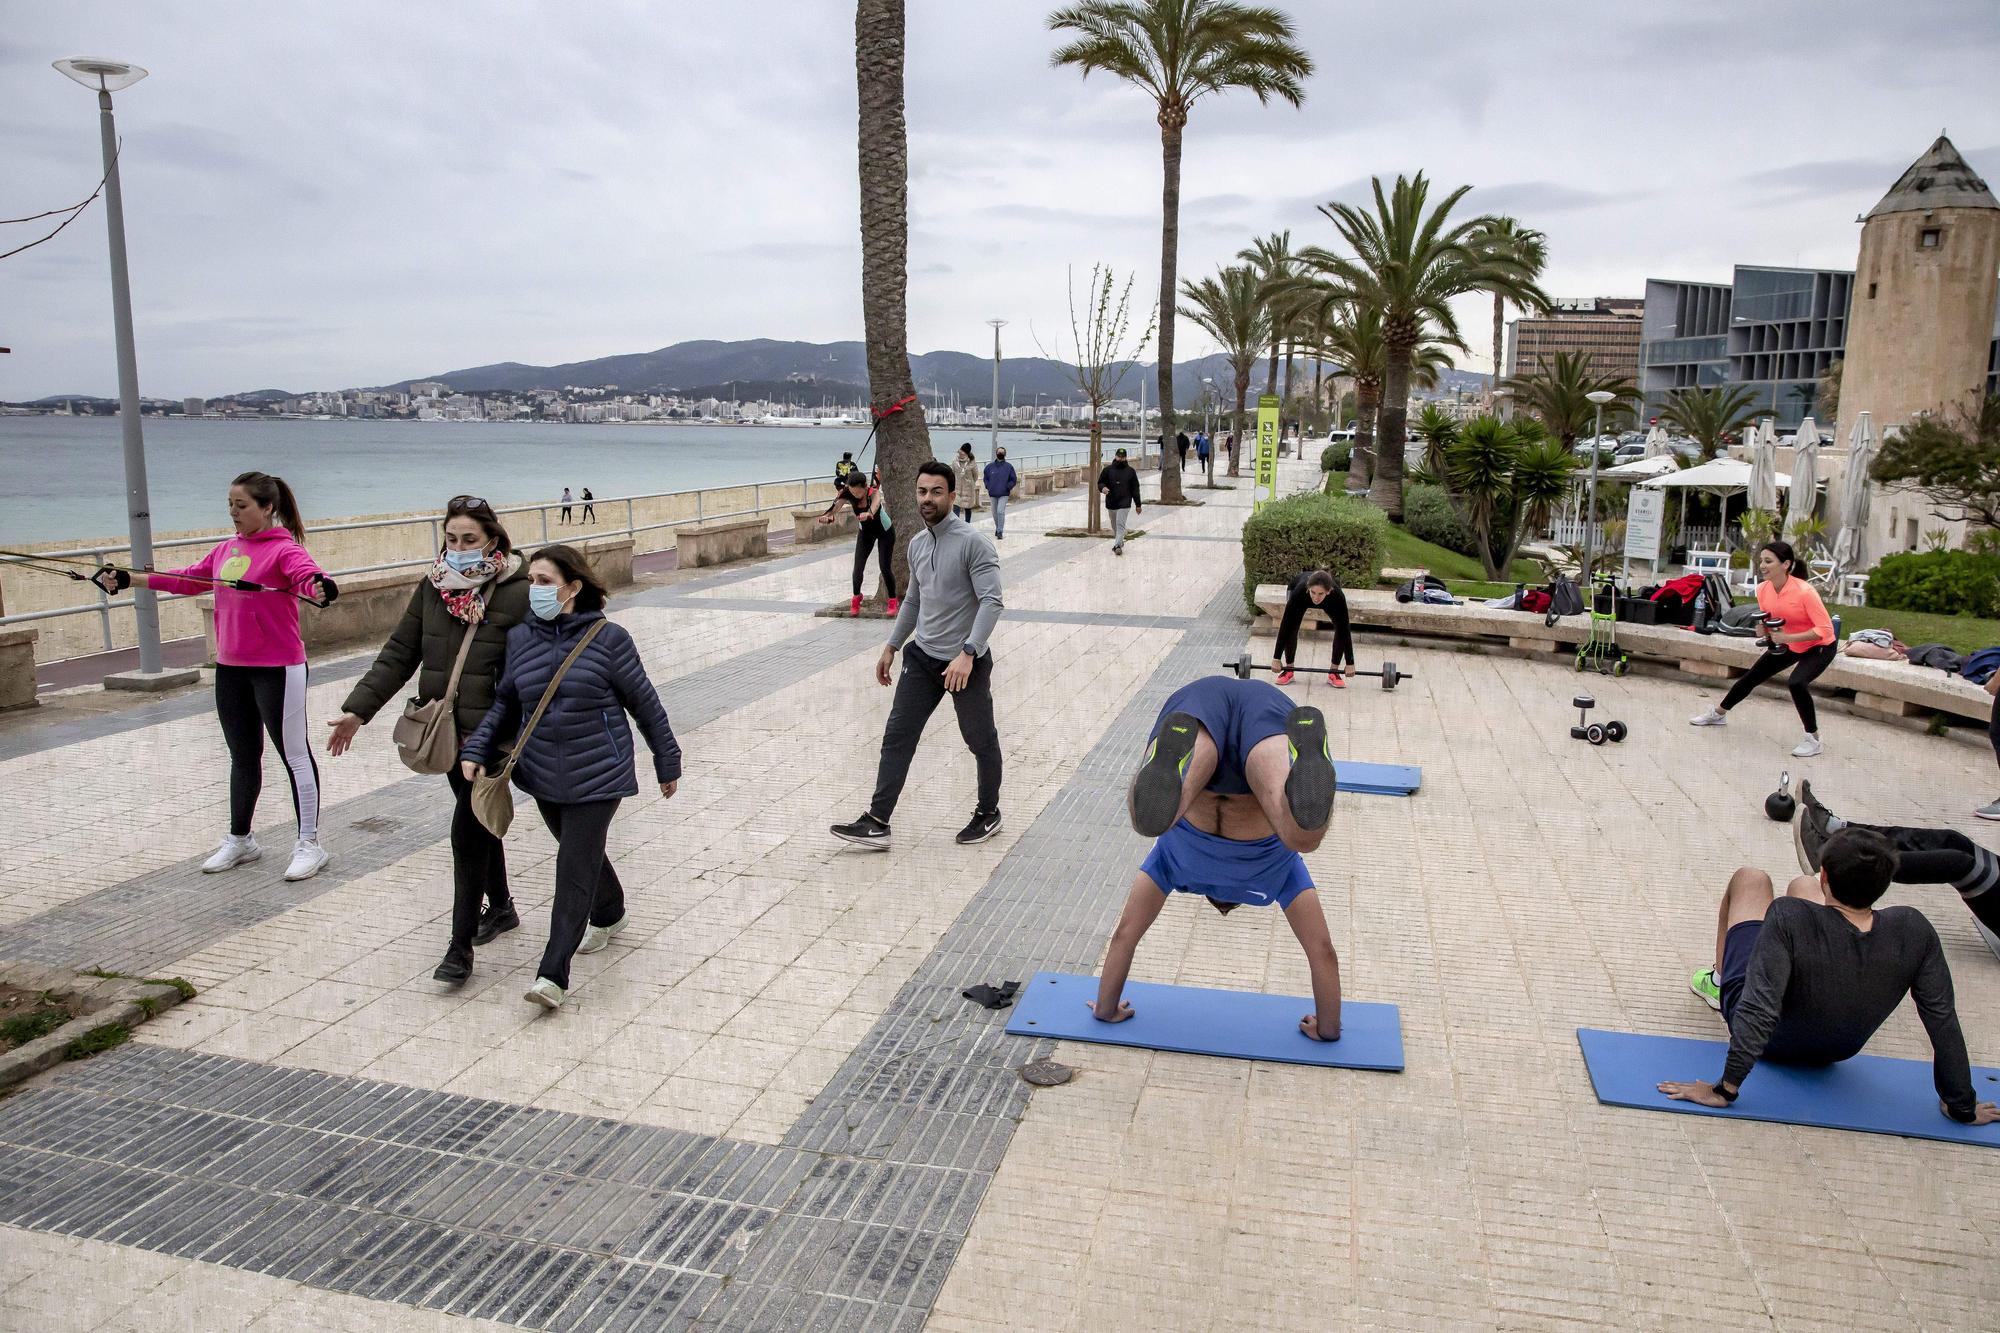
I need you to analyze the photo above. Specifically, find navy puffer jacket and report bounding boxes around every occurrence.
[460,610,681,803]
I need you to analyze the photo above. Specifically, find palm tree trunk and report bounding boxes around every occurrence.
[1490,294,1504,406]
[1370,342,1413,521]
[855,0,929,600]
[1265,340,1278,396]
[1154,118,1184,503]
[1346,381,1378,492]
[1231,370,1249,477]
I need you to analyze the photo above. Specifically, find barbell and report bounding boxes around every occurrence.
[1223,652,1409,691]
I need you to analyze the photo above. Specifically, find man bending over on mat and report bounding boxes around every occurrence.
[1660,828,1995,1125]
[1090,675,1344,1041]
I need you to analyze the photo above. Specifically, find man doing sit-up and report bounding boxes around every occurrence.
[1090,675,1344,1041]
[1784,779,2000,937]
[1661,827,1996,1125]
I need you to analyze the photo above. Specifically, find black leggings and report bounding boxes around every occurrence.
[854,523,896,598]
[1720,641,1837,733]
[533,797,626,990]
[214,663,320,843]
[1847,821,2000,935]
[1990,692,1999,770]
[445,766,511,950]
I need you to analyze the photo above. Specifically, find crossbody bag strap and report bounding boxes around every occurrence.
[437,615,481,707]
[496,620,607,776]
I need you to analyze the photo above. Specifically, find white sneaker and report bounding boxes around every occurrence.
[201,834,261,874]
[1688,709,1728,727]
[577,914,628,955]
[1976,799,2000,821]
[524,978,565,1010]
[283,840,331,882]
[1790,735,1823,759]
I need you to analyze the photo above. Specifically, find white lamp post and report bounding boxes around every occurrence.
[1584,389,1618,584]
[54,56,187,687]
[985,319,1005,460]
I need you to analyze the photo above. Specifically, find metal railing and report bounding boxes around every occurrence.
[1,451,1096,655]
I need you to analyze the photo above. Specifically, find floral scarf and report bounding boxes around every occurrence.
[429,550,517,623]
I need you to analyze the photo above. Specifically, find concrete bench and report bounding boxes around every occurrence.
[1019,473,1053,497]
[676,517,769,569]
[196,537,636,665]
[1251,583,1995,726]
[0,624,39,712]
[794,508,856,544]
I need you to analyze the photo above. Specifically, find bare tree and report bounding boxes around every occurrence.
[1038,265,1157,533]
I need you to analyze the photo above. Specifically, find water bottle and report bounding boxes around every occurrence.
[1831,614,1842,642]
[1694,591,1708,629]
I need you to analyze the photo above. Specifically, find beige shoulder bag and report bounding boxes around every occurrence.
[471,620,606,837]
[392,621,480,775]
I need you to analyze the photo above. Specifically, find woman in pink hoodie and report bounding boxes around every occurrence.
[95,471,337,881]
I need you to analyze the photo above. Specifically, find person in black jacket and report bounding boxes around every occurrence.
[460,545,682,1011]
[1271,570,1355,687]
[1097,448,1144,554]
[329,496,532,986]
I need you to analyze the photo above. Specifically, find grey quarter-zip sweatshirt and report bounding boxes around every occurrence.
[887,510,1003,660]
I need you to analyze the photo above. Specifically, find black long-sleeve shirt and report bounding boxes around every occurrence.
[1097,462,1143,511]
[1273,574,1354,668]
[1722,897,1975,1119]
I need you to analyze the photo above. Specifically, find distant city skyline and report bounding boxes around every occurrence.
[5,2,1997,399]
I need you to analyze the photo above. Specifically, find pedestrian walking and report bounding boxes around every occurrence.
[460,545,682,1011]
[983,446,1018,540]
[831,461,1004,851]
[953,444,983,523]
[93,471,337,882]
[1195,431,1212,483]
[558,487,574,525]
[1176,431,1190,469]
[1098,447,1144,555]
[579,487,596,524]
[328,495,531,985]
[1225,432,1238,476]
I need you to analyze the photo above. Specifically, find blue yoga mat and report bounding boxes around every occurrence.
[1006,971,1403,1071]
[1577,1028,2000,1147]
[1335,761,1420,797]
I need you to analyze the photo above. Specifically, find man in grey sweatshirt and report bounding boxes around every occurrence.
[833,460,1004,850]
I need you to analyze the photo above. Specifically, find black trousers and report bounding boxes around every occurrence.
[533,797,626,989]
[581,503,595,523]
[869,645,1001,822]
[1990,692,1999,769]
[214,663,320,842]
[853,523,896,598]
[559,505,573,523]
[1720,641,1837,732]
[1847,821,2000,935]
[445,766,512,951]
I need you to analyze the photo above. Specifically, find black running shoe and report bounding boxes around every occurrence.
[432,945,473,987]
[1794,779,1831,875]
[1283,705,1337,831]
[832,813,892,850]
[472,903,520,946]
[1131,711,1201,837]
[956,809,1003,845]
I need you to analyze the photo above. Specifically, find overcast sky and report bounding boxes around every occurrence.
[6,0,1998,399]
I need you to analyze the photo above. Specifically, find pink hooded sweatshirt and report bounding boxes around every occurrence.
[152,526,326,667]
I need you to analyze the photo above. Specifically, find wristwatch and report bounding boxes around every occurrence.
[962,643,978,659]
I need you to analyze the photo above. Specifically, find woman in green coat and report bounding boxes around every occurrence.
[326,495,532,985]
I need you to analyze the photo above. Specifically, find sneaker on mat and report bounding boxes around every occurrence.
[202,834,261,874]
[524,978,565,1010]
[283,840,330,882]
[1131,711,1201,837]
[1689,709,1728,727]
[1689,966,1721,1012]
[578,914,628,955]
[1282,705,1337,832]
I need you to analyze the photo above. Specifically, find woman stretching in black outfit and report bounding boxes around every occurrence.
[1271,569,1355,687]
[820,472,898,618]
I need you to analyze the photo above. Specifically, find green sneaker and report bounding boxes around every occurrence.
[1131,711,1201,837]
[1282,705,1336,831]
[1689,966,1721,1012]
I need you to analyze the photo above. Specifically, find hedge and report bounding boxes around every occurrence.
[1866,549,2000,618]
[1319,441,1352,474]
[1399,482,1477,557]
[1241,491,1386,611]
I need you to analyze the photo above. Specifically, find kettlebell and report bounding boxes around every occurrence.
[1764,771,1796,823]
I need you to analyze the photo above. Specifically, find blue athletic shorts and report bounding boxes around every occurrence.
[1152,676,1293,795]
[1140,818,1313,909]
[1718,919,1762,1029]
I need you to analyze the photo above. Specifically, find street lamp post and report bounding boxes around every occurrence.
[55,56,186,687]
[1584,389,1618,585]
[985,319,1005,460]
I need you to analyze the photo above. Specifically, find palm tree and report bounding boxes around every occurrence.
[1408,403,1460,483]
[1502,350,1639,451]
[1049,1,1311,501]
[1658,384,1760,460]
[855,0,931,599]
[1303,172,1551,521]
[1178,265,1272,478]
[1316,304,1456,493]
[1471,217,1548,397]
[1440,416,1576,578]
[1238,229,1297,397]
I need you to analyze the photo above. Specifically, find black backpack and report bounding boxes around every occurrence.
[1395,573,1448,603]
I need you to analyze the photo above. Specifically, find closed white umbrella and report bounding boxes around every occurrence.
[1747,417,1779,513]
[1784,414,1822,538]
[1830,411,1874,576]
[1642,424,1669,457]
[1600,455,1680,481]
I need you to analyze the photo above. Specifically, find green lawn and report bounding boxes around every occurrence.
[1831,604,2000,655]
[1374,526,1541,590]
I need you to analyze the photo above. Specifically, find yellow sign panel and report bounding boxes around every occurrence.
[1253,394,1280,511]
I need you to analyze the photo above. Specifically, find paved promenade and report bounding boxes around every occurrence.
[2,460,1997,1330]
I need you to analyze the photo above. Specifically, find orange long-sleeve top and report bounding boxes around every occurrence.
[1755,573,1835,653]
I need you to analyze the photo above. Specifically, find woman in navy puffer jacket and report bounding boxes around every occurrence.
[461,545,680,1011]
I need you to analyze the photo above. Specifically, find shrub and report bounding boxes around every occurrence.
[1319,441,1351,475]
[1865,549,2000,618]
[1399,482,1477,557]
[1241,491,1386,611]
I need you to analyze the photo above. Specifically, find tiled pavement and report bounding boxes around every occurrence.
[3,460,1999,1329]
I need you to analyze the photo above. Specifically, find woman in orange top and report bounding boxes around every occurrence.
[1690,540,1837,757]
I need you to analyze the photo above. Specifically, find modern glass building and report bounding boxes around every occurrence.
[1639,266,1852,430]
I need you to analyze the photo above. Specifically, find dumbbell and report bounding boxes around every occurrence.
[1568,694,1628,745]
[1223,652,1409,691]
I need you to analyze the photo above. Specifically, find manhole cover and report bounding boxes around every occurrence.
[349,816,400,834]
[1019,1060,1073,1088]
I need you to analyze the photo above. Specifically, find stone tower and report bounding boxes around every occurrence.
[1836,135,1999,557]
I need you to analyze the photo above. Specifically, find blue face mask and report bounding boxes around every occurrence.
[528,585,564,620]
[443,548,488,573]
